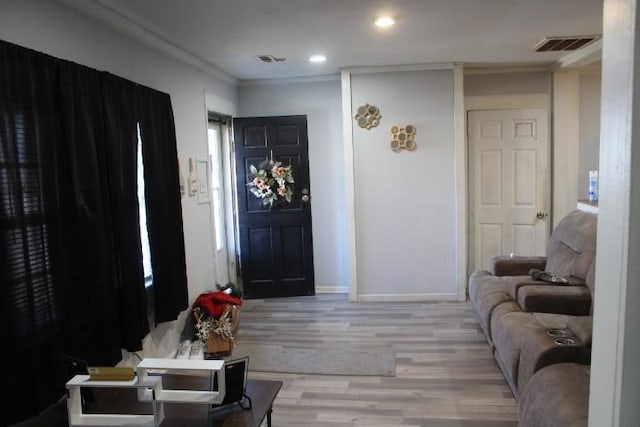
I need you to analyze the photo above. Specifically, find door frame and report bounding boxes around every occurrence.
[232,115,315,298]
[464,93,552,282]
[467,107,551,273]
[206,111,240,286]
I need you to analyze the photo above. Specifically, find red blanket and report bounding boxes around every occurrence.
[193,291,242,319]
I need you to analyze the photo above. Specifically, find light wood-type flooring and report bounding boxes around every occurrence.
[235,294,518,427]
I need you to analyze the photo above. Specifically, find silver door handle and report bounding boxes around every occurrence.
[536,211,548,219]
[301,188,310,203]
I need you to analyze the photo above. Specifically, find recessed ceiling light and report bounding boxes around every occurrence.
[374,16,395,28]
[309,55,327,63]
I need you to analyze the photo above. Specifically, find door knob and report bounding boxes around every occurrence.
[301,188,310,203]
[536,211,548,219]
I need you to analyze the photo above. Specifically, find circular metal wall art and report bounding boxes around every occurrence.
[354,103,382,130]
[390,124,417,151]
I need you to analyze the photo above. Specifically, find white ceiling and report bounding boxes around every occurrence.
[68,0,603,81]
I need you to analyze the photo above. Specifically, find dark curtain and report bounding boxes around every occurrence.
[54,60,127,366]
[0,40,68,427]
[137,86,188,324]
[0,40,188,424]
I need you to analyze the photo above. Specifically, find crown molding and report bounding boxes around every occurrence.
[343,62,456,75]
[463,65,553,75]
[57,0,237,84]
[238,73,341,87]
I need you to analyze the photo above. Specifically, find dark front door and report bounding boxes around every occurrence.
[233,115,314,299]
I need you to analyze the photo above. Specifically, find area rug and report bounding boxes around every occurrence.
[227,343,396,377]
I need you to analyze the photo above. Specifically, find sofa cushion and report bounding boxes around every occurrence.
[531,312,572,329]
[468,270,507,301]
[502,275,543,300]
[472,291,513,345]
[545,210,597,281]
[491,311,546,395]
[468,270,513,344]
[518,363,589,427]
[490,255,547,276]
[517,285,592,315]
[490,301,523,331]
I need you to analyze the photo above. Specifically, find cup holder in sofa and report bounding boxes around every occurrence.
[554,337,577,346]
[549,329,578,345]
[547,328,572,338]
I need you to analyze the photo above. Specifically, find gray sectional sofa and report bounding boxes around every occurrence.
[468,209,597,426]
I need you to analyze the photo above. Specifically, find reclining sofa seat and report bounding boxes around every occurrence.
[468,209,598,349]
[491,306,593,397]
[469,210,597,425]
[468,210,597,401]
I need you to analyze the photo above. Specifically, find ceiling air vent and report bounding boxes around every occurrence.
[256,55,286,63]
[532,36,599,52]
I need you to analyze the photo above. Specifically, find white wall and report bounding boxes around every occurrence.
[553,71,581,225]
[464,71,551,96]
[589,0,640,424]
[578,73,602,199]
[553,70,602,226]
[237,78,347,293]
[349,69,457,300]
[0,0,237,359]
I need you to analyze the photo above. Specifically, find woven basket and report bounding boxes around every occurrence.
[193,307,236,356]
[230,305,241,334]
[206,334,233,356]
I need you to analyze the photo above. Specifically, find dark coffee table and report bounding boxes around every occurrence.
[86,378,282,427]
[160,379,283,426]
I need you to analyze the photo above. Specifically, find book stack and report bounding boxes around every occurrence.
[87,366,136,381]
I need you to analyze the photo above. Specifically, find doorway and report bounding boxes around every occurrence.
[468,108,550,272]
[232,115,315,298]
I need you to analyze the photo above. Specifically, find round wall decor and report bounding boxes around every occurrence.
[390,124,417,151]
[354,103,382,130]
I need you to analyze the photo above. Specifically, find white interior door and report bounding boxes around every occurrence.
[468,109,550,272]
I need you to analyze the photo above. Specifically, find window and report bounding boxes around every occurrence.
[137,124,153,287]
[1,112,58,335]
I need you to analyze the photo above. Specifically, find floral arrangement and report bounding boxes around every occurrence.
[193,305,234,343]
[247,159,294,207]
[192,291,243,355]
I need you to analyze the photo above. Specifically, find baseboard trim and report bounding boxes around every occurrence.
[315,286,348,294]
[357,293,459,302]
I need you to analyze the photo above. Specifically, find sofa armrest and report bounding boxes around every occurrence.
[518,329,591,393]
[517,285,592,316]
[490,256,547,276]
[567,316,593,348]
[518,363,590,427]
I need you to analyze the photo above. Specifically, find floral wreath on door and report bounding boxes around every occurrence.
[247,158,294,207]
